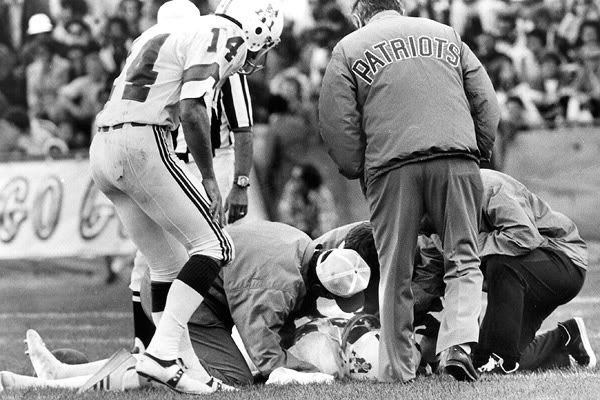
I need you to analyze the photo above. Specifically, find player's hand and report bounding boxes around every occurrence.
[224,186,248,224]
[202,178,225,227]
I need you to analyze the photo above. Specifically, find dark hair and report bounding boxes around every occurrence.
[506,95,525,109]
[541,51,562,66]
[60,0,89,16]
[2,107,30,132]
[352,0,403,22]
[526,29,547,47]
[299,164,323,191]
[578,20,600,46]
[343,222,380,314]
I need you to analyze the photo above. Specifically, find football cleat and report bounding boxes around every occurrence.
[559,317,597,369]
[135,353,215,395]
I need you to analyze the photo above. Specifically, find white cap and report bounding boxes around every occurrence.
[27,13,53,36]
[316,249,370,312]
[157,0,201,24]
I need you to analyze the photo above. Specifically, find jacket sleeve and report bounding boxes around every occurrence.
[227,287,318,377]
[460,41,500,163]
[318,44,365,179]
[479,191,546,259]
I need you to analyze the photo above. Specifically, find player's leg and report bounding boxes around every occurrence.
[188,323,253,387]
[26,330,107,380]
[365,164,423,383]
[518,326,571,371]
[423,158,483,381]
[0,371,91,391]
[130,252,155,348]
[122,126,233,392]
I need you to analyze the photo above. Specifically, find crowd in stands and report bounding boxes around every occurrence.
[0,0,599,233]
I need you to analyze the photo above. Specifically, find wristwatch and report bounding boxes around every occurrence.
[234,175,250,188]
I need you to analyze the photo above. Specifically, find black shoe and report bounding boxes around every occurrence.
[558,317,597,368]
[443,345,479,382]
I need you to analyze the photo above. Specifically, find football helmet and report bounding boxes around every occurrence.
[157,0,201,24]
[341,314,380,381]
[215,0,284,74]
[291,317,348,378]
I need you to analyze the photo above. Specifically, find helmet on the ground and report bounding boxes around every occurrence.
[157,0,201,24]
[215,0,284,74]
[341,314,380,380]
[291,317,348,378]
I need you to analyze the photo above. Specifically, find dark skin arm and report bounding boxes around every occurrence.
[225,128,253,224]
[180,97,224,226]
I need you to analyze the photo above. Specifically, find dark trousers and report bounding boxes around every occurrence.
[366,157,483,382]
[475,248,585,367]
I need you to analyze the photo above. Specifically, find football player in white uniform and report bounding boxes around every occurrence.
[128,0,255,355]
[90,0,283,393]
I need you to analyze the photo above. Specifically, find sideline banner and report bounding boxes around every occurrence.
[0,157,135,259]
[503,126,600,241]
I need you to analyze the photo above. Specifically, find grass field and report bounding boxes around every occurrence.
[0,257,599,400]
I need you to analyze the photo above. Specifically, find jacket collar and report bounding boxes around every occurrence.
[368,10,402,24]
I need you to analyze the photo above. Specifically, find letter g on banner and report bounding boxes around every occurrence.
[0,177,29,243]
[79,180,116,240]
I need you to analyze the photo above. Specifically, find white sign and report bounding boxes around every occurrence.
[0,157,135,259]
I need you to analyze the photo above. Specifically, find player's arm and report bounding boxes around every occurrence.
[228,287,319,376]
[222,74,254,223]
[319,44,365,180]
[460,39,500,163]
[179,30,233,226]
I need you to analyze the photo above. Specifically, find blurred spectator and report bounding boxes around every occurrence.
[26,36,70,121]
[259,92,320,218]
[55,52,108,149]
[0,43,27,109]
[475,32,512,87]
[0,0,52,50]
[98,16,131,77]
[0,107,68,158]
[120,0,143,37]
[61,18,94,47]
[558,0,600,49]
[52,0,95,46]
[277,163,338,239]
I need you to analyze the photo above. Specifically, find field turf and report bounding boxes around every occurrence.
[0,254,599,400]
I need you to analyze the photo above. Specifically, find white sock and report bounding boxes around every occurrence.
[179,327,202,370]
[1,371,91,390]
[146,280,204,361]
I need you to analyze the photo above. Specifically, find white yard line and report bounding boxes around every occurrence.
[0,311,130,319]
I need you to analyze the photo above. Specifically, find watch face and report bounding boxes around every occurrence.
[236,176,250,187]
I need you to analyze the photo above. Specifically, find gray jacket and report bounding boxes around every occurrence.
[319,11,499,181]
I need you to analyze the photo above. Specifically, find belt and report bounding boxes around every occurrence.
[97,122,150,132]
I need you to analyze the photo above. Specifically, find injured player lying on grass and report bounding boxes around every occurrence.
[0,221,375,393]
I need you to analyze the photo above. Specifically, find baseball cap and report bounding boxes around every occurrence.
[27,13,53,36]
[316,249,371,313]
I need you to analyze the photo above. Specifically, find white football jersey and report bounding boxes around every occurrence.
[96,15,247,131]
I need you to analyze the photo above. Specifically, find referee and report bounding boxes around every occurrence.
[319,0,499,383]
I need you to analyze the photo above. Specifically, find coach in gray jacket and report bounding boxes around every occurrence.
[319,0,499,383]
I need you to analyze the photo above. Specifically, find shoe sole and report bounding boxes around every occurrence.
[574,317,597,369]
[444,362,478,382]
[136,370,215,395]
